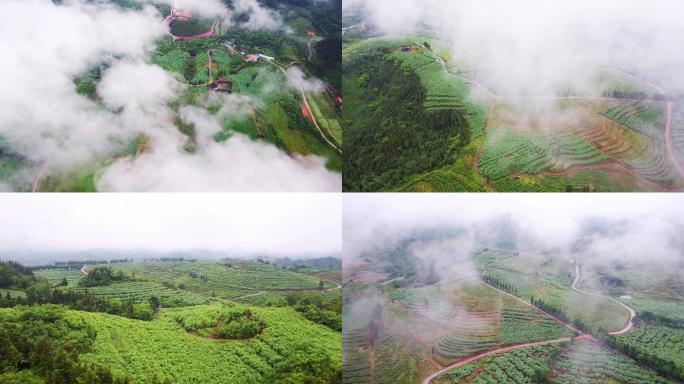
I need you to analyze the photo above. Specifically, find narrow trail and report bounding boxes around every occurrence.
[31,162,48,192]
[80,266,87,275]
[570,262,636,335]
[324,279,342,292]
[266,60,342,154]
[207,49,213,84]
[233,291,266,300]
[664,101,684,181]
[421,335,590,384]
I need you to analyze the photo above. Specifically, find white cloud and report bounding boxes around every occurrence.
[97,134,341,192]
[354,0,684,95]
[0,0,339,191]
[229,0,282,30]
[286,67,325,94]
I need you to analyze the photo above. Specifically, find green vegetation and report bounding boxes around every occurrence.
[440,341,677,384]
[72,281,208,307]
[610,322,684,380]
[170,18,214,37]
[0,258,342,383]
[475,250,629,332]
[342,31,683,192]
[79,266,127,287]
[343,39,485,191]
[6,0,343,191]
[0,305,128,384]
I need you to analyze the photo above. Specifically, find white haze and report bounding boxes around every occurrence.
[353,0,684,96]
[287,67,325,94]
[344,194,684,280]
[0,193,341,256]
[0,0,339,191]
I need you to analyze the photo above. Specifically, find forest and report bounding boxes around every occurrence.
[343,46,471,191]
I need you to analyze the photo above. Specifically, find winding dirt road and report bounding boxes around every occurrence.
[80,266,88,275]
[266,60,342,154]
[420,278,587,384]
[570,262,636,335]
[31,162,48,192]
[421,335,590,384]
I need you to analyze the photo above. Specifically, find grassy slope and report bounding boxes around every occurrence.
[474,250,630,333]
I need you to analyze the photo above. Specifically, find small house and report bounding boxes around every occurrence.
[257,54,275,62]
[209,77,232,93]
[215,77,233,93]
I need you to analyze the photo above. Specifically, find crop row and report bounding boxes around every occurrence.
[613,323,684,371]
[442,341,676,384]
[71,281,208,306]
[552,341,675,384]
[67,303,341,384]
[600,100,665,140]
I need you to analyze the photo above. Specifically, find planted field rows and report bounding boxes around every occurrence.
[613,323,684,373]
[55,303,341,384]
[475,250,630,333]
[72,281,208,306]
[108,261,323,300]
[381,281,574,370]
[342,298,375,384]
[439,341,677,384]
[672,102,684,161]
[34,268,85,287]
[477,99,680,190]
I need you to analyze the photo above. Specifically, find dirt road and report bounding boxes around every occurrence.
[31,162,48,192]
[266,60,342,154]
[421,335,590,384]
[570,263,636,335]
[80,266,88,275]
[420,278,588,384]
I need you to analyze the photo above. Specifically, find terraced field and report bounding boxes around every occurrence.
[474,250,630,332]
[620,298,684,322]
[111,261,325,299]
[613,323,684,375]
[0,288,26,298]
[437,341,677,384]
[34,268,86,287]
[343,279,575,384]
[672,101,684,160]
[72,281,208,306]
[342,298,376,384]
[477,99,683,191]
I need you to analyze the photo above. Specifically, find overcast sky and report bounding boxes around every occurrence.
[0,194,341,256]
[344,193,684,266]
